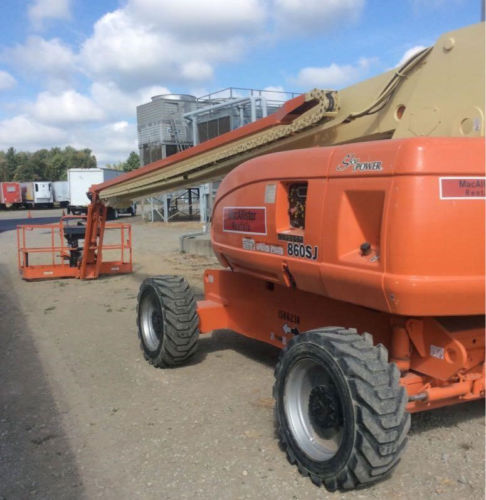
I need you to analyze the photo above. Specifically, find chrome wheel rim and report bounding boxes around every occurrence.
[140,291,163,351]
[284,357,343,461]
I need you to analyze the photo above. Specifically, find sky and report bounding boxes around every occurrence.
[0,0,481,165]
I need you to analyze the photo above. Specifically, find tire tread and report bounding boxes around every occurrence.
[136,275,199,367]
[273,327,410,492]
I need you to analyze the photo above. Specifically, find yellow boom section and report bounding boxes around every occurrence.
[96,23,484,206]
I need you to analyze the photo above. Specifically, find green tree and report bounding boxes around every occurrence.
[123,151,140,172]
[0,146,97,181]
[46,148,67,180]
[5,147,18,181]
[29,149,50,180]
[62,146,96,171]
[13,153,36,181]
[0,151,7,181]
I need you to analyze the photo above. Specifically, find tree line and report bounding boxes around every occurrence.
[0,147,140,182]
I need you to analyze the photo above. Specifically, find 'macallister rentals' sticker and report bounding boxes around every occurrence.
[242,237,283,255]
[440,177,486,199]
[223,207,267,234]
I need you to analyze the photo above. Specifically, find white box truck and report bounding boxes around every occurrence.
[67,168,135,218]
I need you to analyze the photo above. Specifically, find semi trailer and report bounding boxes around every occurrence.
[52,181,69,207]
[0,182,22,208]
[21,181,53,207]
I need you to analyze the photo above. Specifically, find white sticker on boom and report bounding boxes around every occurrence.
[265,183,277,204]
[430,344,445,360]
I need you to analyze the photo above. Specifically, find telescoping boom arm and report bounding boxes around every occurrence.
[91,23,484,206]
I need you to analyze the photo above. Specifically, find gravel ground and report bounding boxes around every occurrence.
[0,209,484,500]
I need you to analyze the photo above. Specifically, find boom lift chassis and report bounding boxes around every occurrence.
[196,269,485,414]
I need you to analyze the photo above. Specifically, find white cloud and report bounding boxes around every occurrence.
[79,11,183,89]
[0,113,137,165]
[0,0,378,165]
[0,115,67,149]
[112,121,129,132]
[180,61,213,82]
[294,57,375,89]
[28,0,72,30]
[31,90,105,125]
[4,36,75,88]
[70,121,138,165]
[0,82,171,163]
[127,0,266,39]
[273,0,365,35]
[4,0,368,99]
[396,45,426,67]
[78,2,263,90]
[261,85,297,101]
[0,70,16,91]
[90,81,171,119]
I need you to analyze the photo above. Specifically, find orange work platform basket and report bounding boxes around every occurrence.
[17,213,132,280]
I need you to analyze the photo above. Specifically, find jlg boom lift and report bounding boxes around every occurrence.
[19,23,485,491]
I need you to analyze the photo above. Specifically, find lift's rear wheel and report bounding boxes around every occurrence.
[137,275,199,367]
[273,328,410,491]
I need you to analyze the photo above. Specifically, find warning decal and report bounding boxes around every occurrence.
[223,207,267,234]
[440,177,486,199]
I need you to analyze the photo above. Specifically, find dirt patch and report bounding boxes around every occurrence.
[0,212,484,499]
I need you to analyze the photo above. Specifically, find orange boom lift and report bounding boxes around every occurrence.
[20,23,485,491]
[135,137,484,491]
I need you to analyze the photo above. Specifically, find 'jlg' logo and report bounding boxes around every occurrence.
[336,154,383,172]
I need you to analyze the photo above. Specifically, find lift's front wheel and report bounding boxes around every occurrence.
[137,275,199,367]
[273,328,410,491]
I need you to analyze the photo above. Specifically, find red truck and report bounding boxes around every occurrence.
[0,182,22,208]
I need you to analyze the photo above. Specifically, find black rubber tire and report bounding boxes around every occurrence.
[136,275,199,367]
[273,327,410,491]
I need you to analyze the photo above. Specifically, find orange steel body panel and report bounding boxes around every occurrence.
[197,269,485,413]
[197,137,485,413]
[210,137,485,317]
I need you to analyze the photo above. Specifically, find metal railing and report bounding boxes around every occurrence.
[17,216,132,280]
